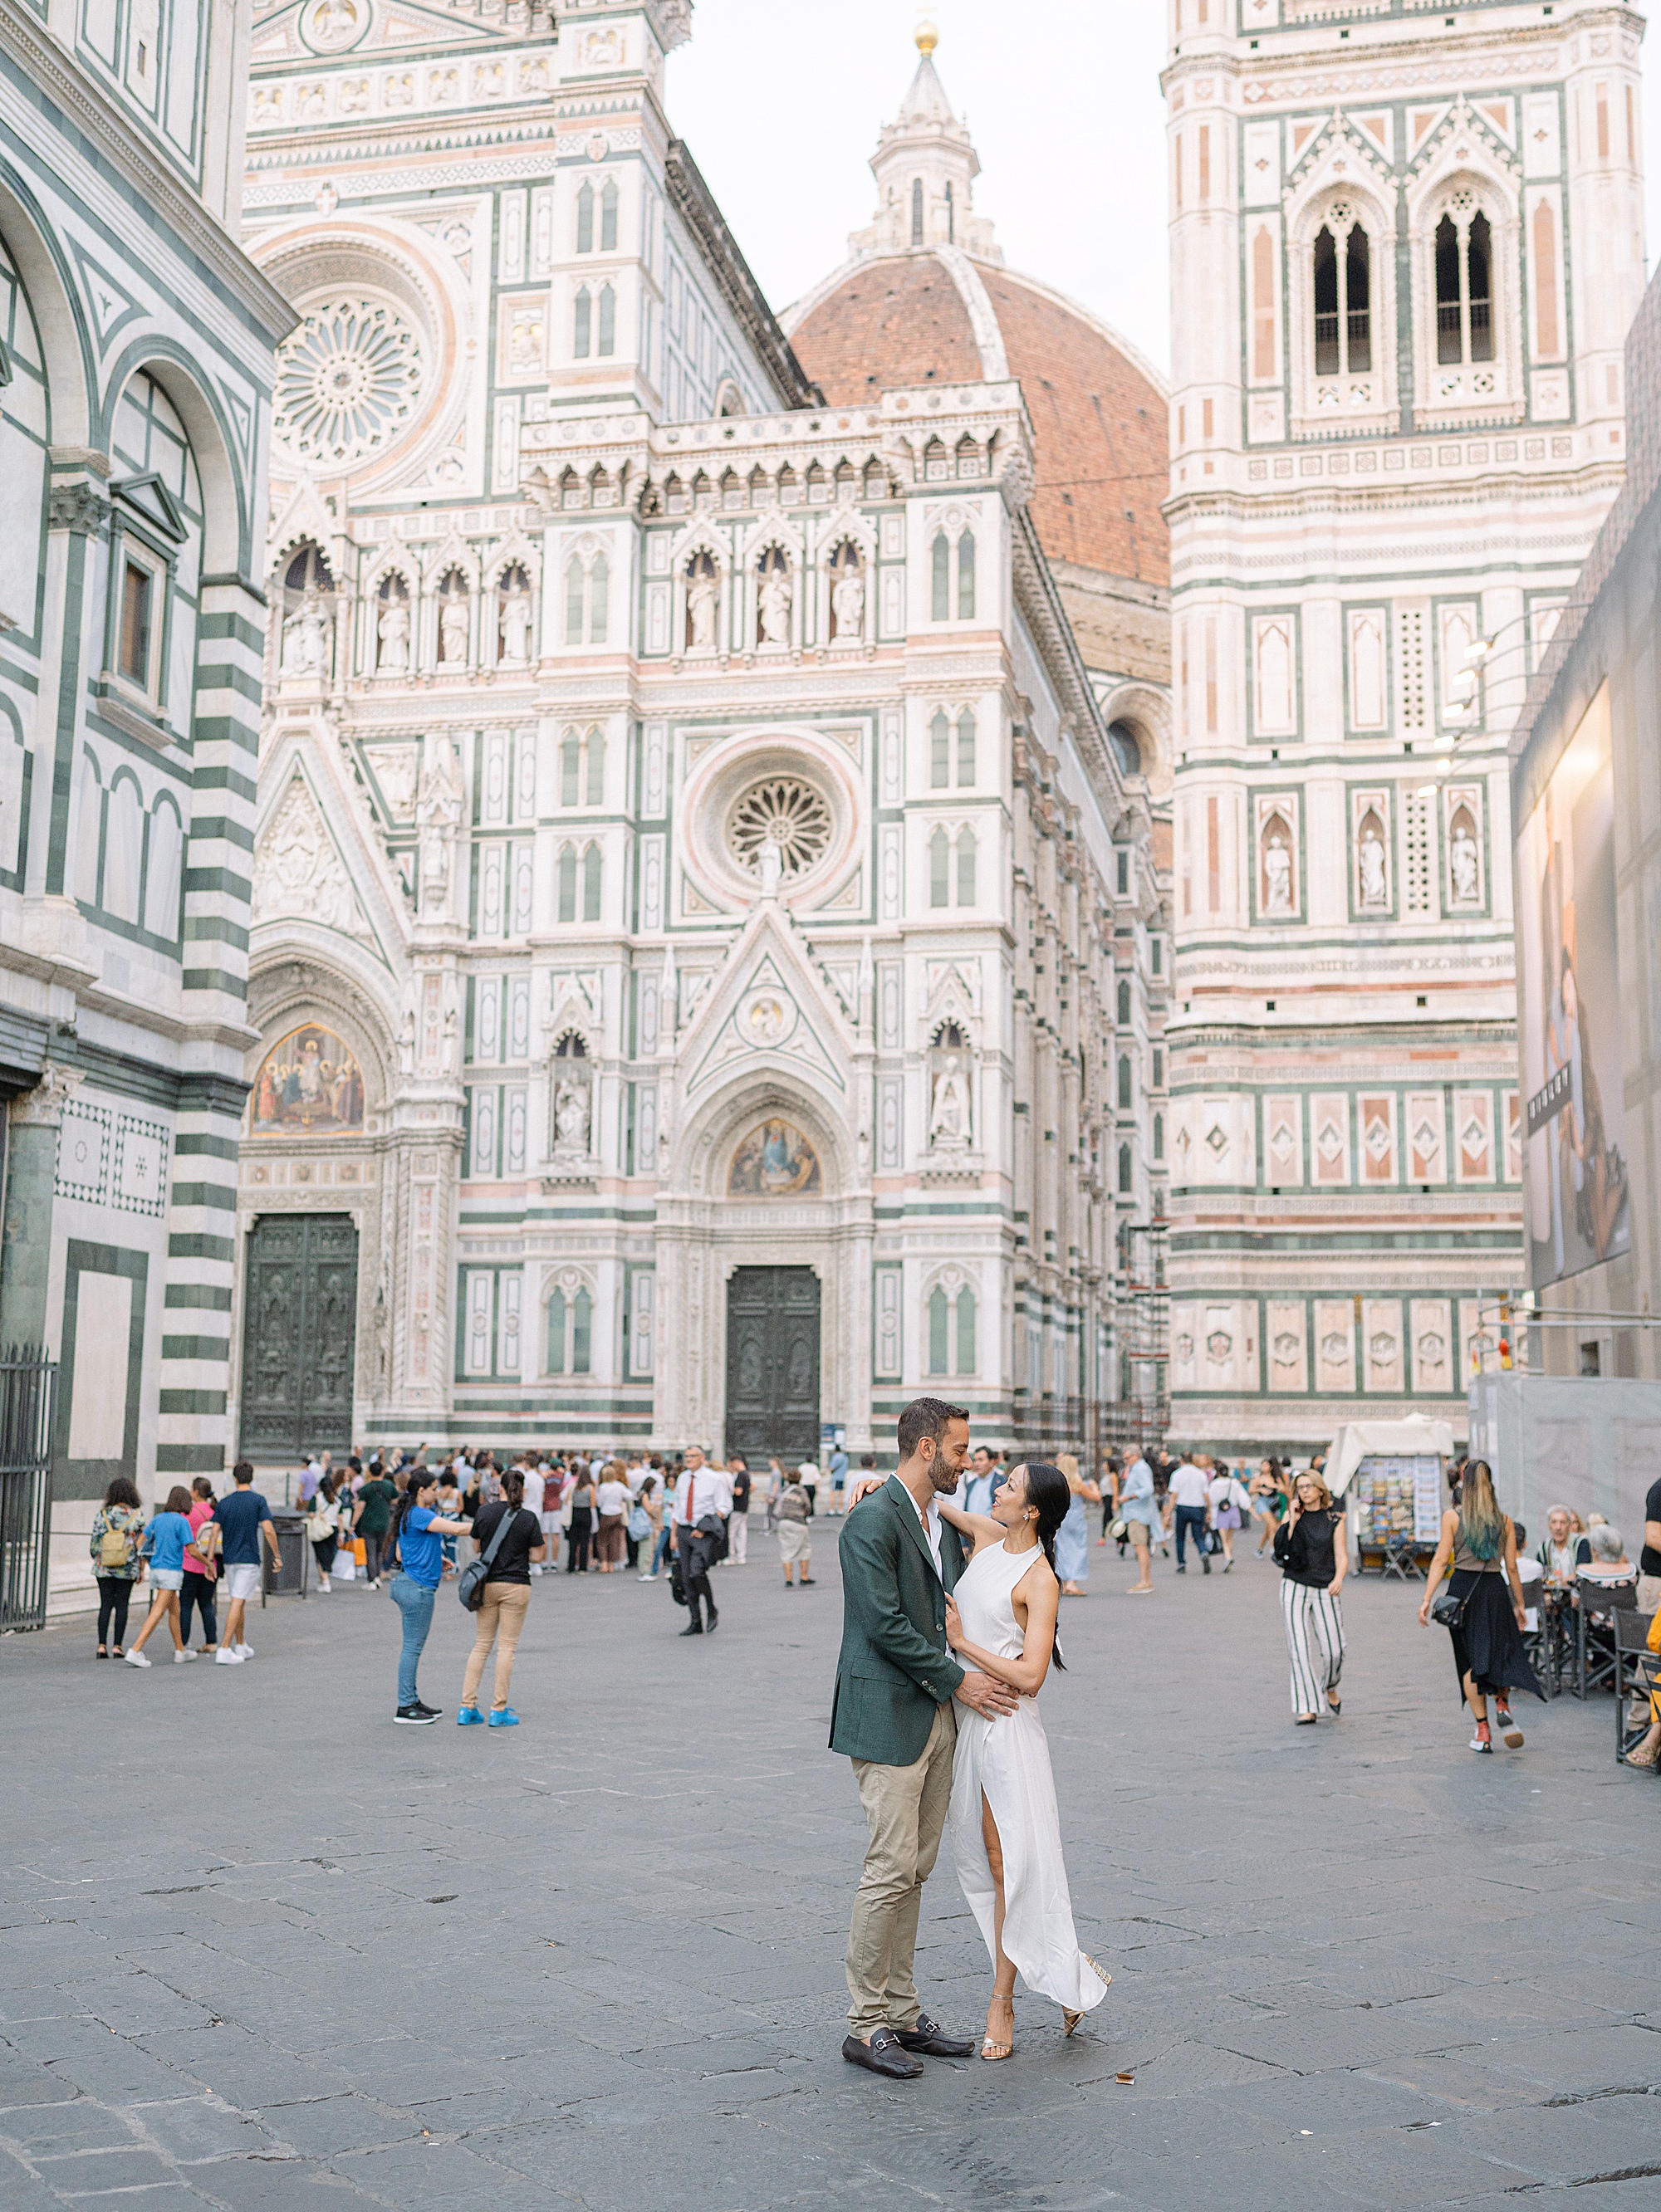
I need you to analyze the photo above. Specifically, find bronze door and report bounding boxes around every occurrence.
[238,1213,358,1460]
[724,1266,821,1468]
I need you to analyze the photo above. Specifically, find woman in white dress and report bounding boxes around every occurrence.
[938,1461,1112,2060]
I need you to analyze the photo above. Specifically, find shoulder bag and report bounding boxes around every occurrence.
[456,1505,515,1612]
[1429,1582,1467,1630]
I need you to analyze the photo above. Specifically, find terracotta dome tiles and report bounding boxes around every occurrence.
[790,253,1169,591]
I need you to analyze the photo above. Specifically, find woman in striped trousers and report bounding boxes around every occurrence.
[1272,1471,1349,1724]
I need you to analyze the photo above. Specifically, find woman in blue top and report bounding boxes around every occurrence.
[386,1473,470,1725]
[125,1487,198,1668]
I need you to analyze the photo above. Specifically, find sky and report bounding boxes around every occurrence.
[669,0,1661,383]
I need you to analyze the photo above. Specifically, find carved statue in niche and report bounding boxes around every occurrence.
[757,549,791,644]
[415,738,463,915]
[550,1032,591,1162]
[686,552,719,650]
[1357,811,1388,909]
[376,579,410,673]
[830,545,865,642]
[497,566,533,666]
[928,1024,973,1151]
[438,574,470,666]
[282,585,331,678]
[1449,814,1480,903]
[1262,825,1292,914]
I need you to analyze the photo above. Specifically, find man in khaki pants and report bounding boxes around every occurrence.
[830,1398,1017,2078]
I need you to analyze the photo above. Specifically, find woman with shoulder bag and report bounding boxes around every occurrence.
[1272,1469,1348,1724]
[179,1477,221,1652]
[457,1469,545,1727]
[90,1477,146,1657]
[566,1466,595,1573]
[306,1473,343,1593]
[1418,1458,1542,1753]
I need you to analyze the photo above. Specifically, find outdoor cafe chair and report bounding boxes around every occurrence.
[1613,1607,1660,1771]
[1575,1573,1639,1701]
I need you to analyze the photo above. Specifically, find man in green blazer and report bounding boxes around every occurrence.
[831,1396,1018,2077]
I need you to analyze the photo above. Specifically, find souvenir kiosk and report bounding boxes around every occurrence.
[1325,1417,1456,1577]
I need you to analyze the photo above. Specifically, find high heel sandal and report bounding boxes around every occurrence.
[982,1994,1014,2061]
[1062,1955,1113,2037]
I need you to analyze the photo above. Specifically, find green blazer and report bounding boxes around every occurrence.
[829,1475,967,1765]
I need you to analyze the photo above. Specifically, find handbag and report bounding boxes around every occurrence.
[456,1505,515,1612]
[1430,1583,1467,1630]
[668,1554,687,1607]
[626,1504,650,1542]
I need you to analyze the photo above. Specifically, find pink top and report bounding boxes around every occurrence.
[183,1499,215,1578]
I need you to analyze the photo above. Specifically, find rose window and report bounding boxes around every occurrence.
[727,777,833,877]
[274,299,425,466]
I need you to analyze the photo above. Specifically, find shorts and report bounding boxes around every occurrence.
[1124,1518,1153,1545]
[777,1520,811,1563]
[149,1567,184,1591]
[1213,1505,1242,1530]
[223,1563,261,1603]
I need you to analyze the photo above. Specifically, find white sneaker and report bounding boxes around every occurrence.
[317,1578,330,1593]
[124,1648,151,1668]
[235,1643,253,1658]
[174,1649,198,1664]
[214,1647,244,1665]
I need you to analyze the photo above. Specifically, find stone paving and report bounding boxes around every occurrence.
[2,1525,1659,2211]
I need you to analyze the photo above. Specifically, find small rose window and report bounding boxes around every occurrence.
[727,776,832,878]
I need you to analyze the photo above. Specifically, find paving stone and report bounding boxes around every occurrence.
[2,1548,1654,2210]
[33,2143,179,2190]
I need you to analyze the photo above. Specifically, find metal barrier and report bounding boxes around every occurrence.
[0,1348,57,1632]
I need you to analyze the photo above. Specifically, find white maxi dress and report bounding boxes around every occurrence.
[948,1539,1110,2014]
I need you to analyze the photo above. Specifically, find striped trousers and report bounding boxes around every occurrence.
[1280,1578,1345,1715]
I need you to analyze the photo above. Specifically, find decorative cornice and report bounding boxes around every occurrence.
[0,0,297,345]
[47,482,110,536]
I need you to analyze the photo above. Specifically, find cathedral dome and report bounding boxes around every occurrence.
[782,30,1169,596]
[786,255,1168,590]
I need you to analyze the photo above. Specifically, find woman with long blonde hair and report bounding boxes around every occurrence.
[1418,1459,1541,1752]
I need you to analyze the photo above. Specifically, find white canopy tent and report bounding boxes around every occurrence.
[1323,1417,1457,1500]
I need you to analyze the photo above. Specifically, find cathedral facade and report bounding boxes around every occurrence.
[235,3,1170,1466]
[0,0,288,1608]
[1164,0,1644,1448]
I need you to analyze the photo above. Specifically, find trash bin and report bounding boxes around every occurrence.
[262,1510,311,1604]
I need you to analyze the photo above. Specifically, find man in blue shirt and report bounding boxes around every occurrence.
[1119,1453,1159,1594]
[828,1442,850,1515]
[212,1461,281,1665]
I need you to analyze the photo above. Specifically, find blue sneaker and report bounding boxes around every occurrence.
[488,1708,519,1728]
[456,1705,484,1726]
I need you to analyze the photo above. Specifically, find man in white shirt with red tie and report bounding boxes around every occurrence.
[669,1444,733,1637]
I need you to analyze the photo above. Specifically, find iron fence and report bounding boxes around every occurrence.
[0,1348,56,1632]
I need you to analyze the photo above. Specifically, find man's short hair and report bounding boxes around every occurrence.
[860,1454,876,1468]
[233,1460,253,1485]
[897,1397,968,1461]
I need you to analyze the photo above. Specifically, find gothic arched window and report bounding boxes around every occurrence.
[929,825,949,908]
[581,842,602,922]
[931,532,950,620]
[571,1287,593,1374]
[557,843,577,922]
[1118,1143,1133,1195]
[957,530,976,619]
[576,182,595,254]
[585,725,605,805]
[1312,213,1370,376]
[1436,205,1494,366]
[956,826,977,907]
[589,554,609,645]
[911,177,924,246]
[1118,1055,1133,1111]
[565,559,585,646]
[956,1285,976,1373]
[560,731,581,805]
[931,709,950,788]
[546,1289,568,1374]
[597,284,616,357]
[600,178,619,252]
[1117,978,1132,1027]
[956,708,976,786]
[1154,1113,1164,1162]
[928,1286,949,1375]
[945,180,955,246]
[573,286,591,359]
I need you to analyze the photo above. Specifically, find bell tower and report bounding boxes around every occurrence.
[1163,0,1645,1446]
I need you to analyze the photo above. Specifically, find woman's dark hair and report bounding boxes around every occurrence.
[103,1475,140,1510]
[319,1473,338,1504]
[501,1469,525,1509]
[388,1467,439,1551]
[164,1485,194,1515]
[191,1476,216,1502]
[1014,1461,1070,1671]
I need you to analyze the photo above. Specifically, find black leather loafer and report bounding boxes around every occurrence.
[842,2028,924,2079]
[893,2011,976,2058]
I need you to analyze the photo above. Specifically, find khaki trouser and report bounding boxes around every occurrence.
[845,1699,957,2038]
[461,1582,531,1711]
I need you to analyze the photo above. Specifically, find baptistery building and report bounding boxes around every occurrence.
[234,2,1169,1466]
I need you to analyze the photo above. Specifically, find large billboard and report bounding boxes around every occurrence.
[1517,682,1630,1289]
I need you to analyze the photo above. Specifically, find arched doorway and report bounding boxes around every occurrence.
[238,1214,358,1460]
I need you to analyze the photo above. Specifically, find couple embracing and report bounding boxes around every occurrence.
[831,1397,1110,2076]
